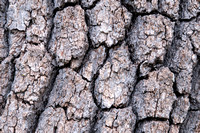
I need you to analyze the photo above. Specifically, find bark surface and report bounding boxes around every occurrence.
[0,0,200,133]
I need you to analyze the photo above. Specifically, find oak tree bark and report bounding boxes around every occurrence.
[0,0,200,132]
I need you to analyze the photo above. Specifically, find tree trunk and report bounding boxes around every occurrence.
[0,0,199,132]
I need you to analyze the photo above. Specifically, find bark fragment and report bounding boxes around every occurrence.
[36,68,97,132]
[0,57,13,114]
[180,111,200,133]
[80,45,106,82]
[35,107,91,133]
[0,0,8,61]
[86,0,132,47]
[123,0,180,19]
[49,5,88,68]
[132,67,176,120]
[123,0,158,13]
[136,121,170,133]
[94,107,136,133]
[94,43,137,108]
[170,96,190,124]
[128,14,174,76]
[47,68,97,120]
[180,0,200,19]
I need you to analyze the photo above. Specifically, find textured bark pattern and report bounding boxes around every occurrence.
[0,0,200,133]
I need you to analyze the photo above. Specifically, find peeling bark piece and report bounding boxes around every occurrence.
[6,0,31,31]
[12,44,54,105]
[0,0,8,61]
[49,5,88,67]
[167,20,199,95]
[166,38,195,95]
[180,0,200,19]
[169,125,180,133]
[180,111,200,133]
[171,96,190,124]
[0,27,7,62]
[94,43,137,109]
[7,0,53,44]
[0,57,13,114]
[86,0,132,47]
[54,0,78,9]
[123,0,158,13]
[176,70,192,94]
[132,67,176,120]
[8,30,26,57]
[47,68,97,120]
[185,20,200,56]
[26,0,53,44]
[159,0,180,20]
[0,92,37,133]
[167,39,195,73]
[35,107,91,133]
[128,14,174,76]
[81,0,98,8]
[176,20,200,57]
[123,0,180,19]
[0,0,6,13]
[94,107,136,133]
[136,121,169,133]
[80,46,106,81]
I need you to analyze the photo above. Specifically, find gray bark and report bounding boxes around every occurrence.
[0,0,200,132]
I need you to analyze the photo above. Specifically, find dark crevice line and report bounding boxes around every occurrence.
[7,56,17,96]
[0,53,20,116]
[122,0,176,22]
[88,44,110,133]
[121,0,134,14]
[90,44,109,109]
[178,0,184,19]
[53,126,57,133]
[89,39,127,109]
[74,8,93,73]
[45,17,54,53]
[179,110,191,132]
[31,1,63,131]
[172,80,186,97]
[74,7,92,73]
[132,67,149,133]
[133,117,169,133]
[188,108,200,111]
[3,28,9,62]
[179,12,200,22]
[80,0,100,10]
[189,59,200,110]
[123,0,199,23]
[135,11,176,22]
[168,99,177,127]
[163,20,182,74]
[31,9,64,129]
[100,105,134,112]
[32,67,59,133]
[53,2,78,17]
[46,2,56,53]
[89,108,102,133]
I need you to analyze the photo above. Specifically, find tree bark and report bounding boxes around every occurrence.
[0,0,200,132]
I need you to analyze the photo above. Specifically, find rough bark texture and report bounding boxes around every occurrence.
[0,0,200,133]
